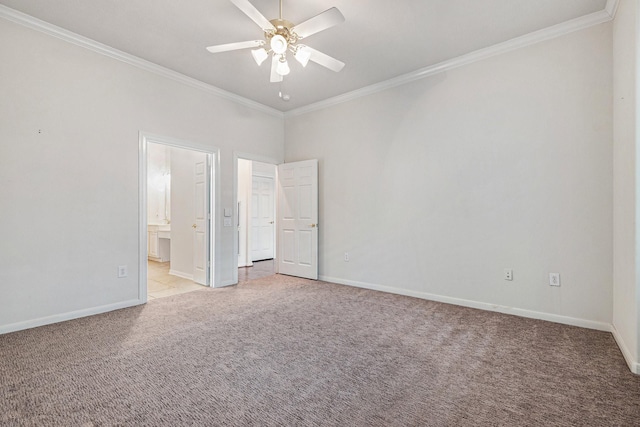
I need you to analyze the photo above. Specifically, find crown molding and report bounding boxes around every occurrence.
[0,5,284,119]
[605,0,620,19]
[285,6,616,118]
[0,3,618,121]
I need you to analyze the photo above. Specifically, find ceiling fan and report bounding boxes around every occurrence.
[206,0,346,83]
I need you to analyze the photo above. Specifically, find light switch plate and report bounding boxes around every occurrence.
[223,218,232,227]
[118,265,127,278]
[223,208,232,217]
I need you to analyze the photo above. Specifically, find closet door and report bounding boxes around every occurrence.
[277,160,318,280]
[251,176,275,261]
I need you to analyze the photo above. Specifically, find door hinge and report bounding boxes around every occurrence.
[208,213,211,220]
[207,261,211,267]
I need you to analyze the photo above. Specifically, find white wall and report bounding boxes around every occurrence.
[0,18,284,332]
[285,23,613,327]
[613,0,639,372]
[148,143,171,225]
[252,161,276,178]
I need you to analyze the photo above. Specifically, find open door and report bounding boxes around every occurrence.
[193,157,209,285]
[252,175,275,261]
[277,159,318,280]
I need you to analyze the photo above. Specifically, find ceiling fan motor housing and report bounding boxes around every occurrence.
[267,18,299,51]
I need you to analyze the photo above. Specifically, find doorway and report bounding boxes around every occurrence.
[234,155,319,284]
[236,157,277,280]
[139,133,216,302]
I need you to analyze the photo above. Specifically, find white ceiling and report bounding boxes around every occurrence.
[0,0,608,112]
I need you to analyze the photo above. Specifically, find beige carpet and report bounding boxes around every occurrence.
[1,275,639,426]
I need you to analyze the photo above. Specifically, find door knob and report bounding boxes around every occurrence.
[310,224,317,228]
[192,224,197,229]
[269,221,274,224]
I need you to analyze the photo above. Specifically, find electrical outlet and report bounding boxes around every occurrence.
[504,268,513,281]
[344,252,350,262]
[549,273,560,287]
[118,265,128,278]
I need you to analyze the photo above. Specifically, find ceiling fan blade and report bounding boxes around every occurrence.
[270,55,283,83]
[305,47,345,72]
[206,40,263,53]
[291,7,345,39]
[230,0,276,31]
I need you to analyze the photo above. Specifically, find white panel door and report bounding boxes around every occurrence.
[277,160,318,280]
[251,176,275,261]
[193,159,208,285]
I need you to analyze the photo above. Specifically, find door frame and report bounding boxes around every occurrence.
[233,151,280,285]
[237,158,253,269]
[139,132,219,302]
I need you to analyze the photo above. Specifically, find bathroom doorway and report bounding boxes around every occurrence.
[139,133,216,301]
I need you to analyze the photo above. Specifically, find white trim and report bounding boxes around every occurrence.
[285,8,616,118]
[138,135,149,303]
[0,3,617,118]
[319,275,612,332]
[0,5,282,119]
[211,149,222,288]
[611,326,640,374]
[636,0,640,376]
[140,132,221,156]
[219,279,237,288]
[606,0,620,19]
[234,151,282,166]
[0,299,143,335]
[169,270,195,280]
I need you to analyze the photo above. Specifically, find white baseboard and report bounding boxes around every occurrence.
[216,279,237,288]
[319,275,612,332]
[611,325,640,375]
[0,299,144,335]
[4,275,635,375]
[169,269,194,280]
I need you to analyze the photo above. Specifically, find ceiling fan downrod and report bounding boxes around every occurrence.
[268,0,296,46]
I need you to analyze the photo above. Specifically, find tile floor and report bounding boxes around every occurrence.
[148,259,276,299]
[147,261,206,300]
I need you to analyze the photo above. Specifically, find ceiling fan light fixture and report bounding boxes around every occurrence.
[270,34,288,54]
[276,57,290,76]
[206,0,346,85]
[251,47,269,66]
[294,46,311,67]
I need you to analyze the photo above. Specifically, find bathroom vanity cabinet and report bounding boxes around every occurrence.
[148,224,170,262]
